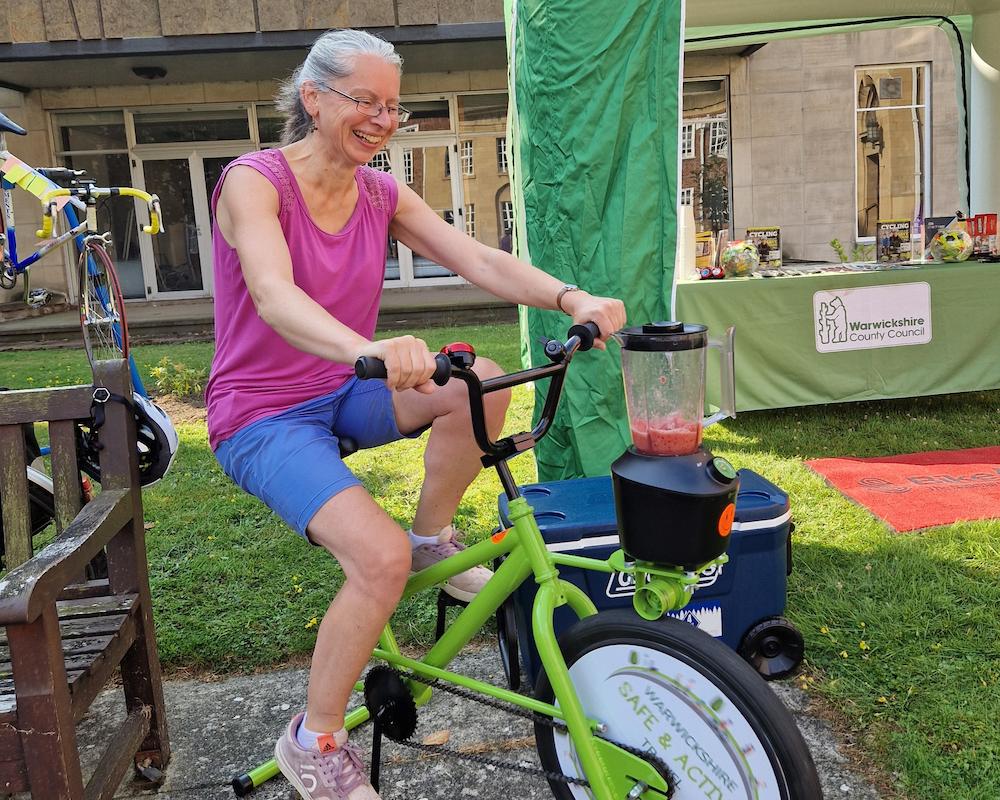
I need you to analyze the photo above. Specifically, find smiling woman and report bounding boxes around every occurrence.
[205,28,625,800]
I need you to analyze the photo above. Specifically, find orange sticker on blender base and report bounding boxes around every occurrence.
[718,503,736,537]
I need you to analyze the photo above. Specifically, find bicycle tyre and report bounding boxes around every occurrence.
[78,240,129,367]
[534,610,821,800]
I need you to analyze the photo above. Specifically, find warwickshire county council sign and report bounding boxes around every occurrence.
[813,282,932,353]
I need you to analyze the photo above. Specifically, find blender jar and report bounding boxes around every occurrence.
[617,321,734,456]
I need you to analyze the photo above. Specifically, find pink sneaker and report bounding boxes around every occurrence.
[410,525,493,602]
[274,713,380,800]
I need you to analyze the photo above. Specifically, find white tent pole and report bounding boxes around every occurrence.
[971,10,1000,215]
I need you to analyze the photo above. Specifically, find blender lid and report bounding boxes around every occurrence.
[617,321,708,351]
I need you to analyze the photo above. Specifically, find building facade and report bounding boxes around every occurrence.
[0,7,961,305]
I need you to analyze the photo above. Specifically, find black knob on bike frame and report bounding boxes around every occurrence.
[568,321,602,351]
[355,353,453,386]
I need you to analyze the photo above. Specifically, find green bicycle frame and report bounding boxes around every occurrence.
[240,331,680,797]
[246,493,677,797]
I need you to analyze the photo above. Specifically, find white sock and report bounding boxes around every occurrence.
[296,714,331,751]
[408,527,447,548]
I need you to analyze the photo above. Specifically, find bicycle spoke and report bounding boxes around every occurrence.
[78,239,129,366]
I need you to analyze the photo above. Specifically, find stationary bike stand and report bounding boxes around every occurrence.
[364,593,460,791]
[434,588,468,641]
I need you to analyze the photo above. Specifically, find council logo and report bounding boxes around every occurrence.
[813,283,932,353]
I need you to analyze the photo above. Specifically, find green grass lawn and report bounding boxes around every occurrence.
[3,325,999,799]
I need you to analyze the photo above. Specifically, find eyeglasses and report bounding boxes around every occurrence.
[315,81,411,123]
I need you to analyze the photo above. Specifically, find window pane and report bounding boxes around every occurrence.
[457,93,507,132]
[681,78,730,235]
[856,66,926,110]
[856,107,926,238]
[496,137,508,173]
[56,111,127,151]
[405,143,457,278]
[461,140,474,176]
[64,152,144,298]
[401,99,450,133]
[135,109,250,144]
[257,105,284,145]
[368,150,392,173]
[145,158,204,291]
[459,137,511,251]
[680,124,694,158]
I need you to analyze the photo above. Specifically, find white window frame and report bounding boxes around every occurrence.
[853,62,932,242]
[460,140,474,176]
[403,149,413,184]
[501,200,514,232]
[679,187,694,206]
[681,123,694,159]
[496,137,508,173]
[707,120,728,156]
[464,203,476,238]
[369,150,392,172]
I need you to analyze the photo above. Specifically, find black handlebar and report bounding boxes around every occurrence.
[355,352,453,385]
[568,321,601,352]
[354,323,603,498]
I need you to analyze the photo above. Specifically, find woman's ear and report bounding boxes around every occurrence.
[300,81,321,118]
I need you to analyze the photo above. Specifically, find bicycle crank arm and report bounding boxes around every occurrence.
[590,737,671,799]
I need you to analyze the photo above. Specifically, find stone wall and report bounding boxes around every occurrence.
[728,25,961,262]
[0,0,503,42]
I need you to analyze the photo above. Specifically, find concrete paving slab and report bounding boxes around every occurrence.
[70,643,882,800]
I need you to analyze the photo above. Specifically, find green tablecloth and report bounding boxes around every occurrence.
[673,261,1000,411]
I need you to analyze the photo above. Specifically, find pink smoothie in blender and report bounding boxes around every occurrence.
[617,321,724,457]
[630,413,703,456]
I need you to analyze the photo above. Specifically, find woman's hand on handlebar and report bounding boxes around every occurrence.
[355,335,439,394]
[561,292,626,350]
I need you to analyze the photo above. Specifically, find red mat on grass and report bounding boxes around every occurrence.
[806,446,1000,532]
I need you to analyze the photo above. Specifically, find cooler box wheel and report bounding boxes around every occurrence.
[738,616,804,680]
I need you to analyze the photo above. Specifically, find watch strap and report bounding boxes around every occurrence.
[556,284,580,313]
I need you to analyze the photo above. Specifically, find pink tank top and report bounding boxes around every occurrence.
[205,149,398,450]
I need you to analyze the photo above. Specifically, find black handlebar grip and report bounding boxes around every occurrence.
[355,353,453,386]
[568,321,602,351]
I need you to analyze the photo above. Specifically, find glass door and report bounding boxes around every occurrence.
[132,145,249,298]
[383,136,464,286]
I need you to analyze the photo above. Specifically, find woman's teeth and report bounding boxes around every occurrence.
[354,131,380,144]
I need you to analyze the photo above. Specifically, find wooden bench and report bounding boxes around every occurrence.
[0,360,169,799]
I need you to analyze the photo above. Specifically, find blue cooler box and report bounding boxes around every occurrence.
[497,469,795,687]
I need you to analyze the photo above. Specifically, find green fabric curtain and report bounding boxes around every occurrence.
[505,0,683,480]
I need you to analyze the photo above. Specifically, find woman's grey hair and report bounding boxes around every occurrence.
[275,29,403,145]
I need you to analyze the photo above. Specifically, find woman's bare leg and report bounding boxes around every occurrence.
[303,485,411,731]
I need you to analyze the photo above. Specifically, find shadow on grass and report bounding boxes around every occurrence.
[702,388,1000,462]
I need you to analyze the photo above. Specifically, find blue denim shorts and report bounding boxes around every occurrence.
[215,378,421,539]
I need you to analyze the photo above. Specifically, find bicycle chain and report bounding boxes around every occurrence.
[382,667,677,796]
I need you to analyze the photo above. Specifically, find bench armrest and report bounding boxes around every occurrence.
[0,489,132,623]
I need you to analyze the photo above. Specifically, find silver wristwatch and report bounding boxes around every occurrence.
[556,284,580,313]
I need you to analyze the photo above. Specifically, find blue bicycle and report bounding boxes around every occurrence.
[1,109,161,395]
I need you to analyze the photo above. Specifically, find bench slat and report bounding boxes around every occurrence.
[0,593,134,645]
[0,385,94,426]
[0,633,114,666]
[0,425,32,569]
[50,419,83,535]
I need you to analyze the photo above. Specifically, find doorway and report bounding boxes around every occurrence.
[132,145,250,298]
